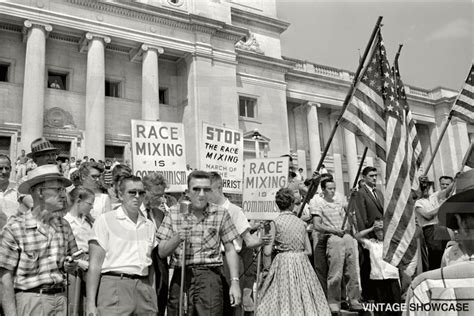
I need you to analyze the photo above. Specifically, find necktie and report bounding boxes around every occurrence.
[372,188,378,201]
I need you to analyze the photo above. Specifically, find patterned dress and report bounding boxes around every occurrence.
[257,211,330,316]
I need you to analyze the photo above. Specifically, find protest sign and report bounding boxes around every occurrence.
[201,123,243,193]
[242,157,289,220]
[131,119,187,191]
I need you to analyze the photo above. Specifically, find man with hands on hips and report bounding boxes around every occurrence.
[157,170,242,316]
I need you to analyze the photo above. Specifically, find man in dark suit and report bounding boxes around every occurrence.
[354,166,384,302]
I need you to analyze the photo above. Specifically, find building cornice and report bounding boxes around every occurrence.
[66,0,248,42]
[230,7,290,34]
[236,49,295,74]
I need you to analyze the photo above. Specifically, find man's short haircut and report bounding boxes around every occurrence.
[275,187,295,210]
[118,175,142,194]
[143,172,168,190]
[0,154,11,165]
[79,161,104,178]
[208,171,223,186]
[362,166,377,176]
[439,176,454,183]
[321,179,335,190]
[320,173,333,182]
[187,170,211,188]
[112,164,132,184]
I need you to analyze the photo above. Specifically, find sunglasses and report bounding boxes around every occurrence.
[40,187,66,193]
[191,187,212,193]
[126,190,146,198]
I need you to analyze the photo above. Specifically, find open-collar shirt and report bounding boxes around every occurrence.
[0,209,78,290]
[91,206,156,276]
[156,203,239,268]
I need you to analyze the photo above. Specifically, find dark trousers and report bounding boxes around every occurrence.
[151,248,169,316]
[168,266,224,316]
[360,246,374,301]
[313,234,328,297]
[372,279,401,316]
[423,225,451,270]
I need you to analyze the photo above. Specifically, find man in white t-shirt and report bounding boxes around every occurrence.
[208,172,271,313]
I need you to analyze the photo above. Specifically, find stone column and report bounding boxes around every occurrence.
[343,128,358,185]
[83,33,110,160]
[20,20,52,152]
[141,44,164,120]
[303,102,321,172]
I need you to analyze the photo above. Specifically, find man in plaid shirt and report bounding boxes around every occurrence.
[157,170,241,316]
[0,164,78,316]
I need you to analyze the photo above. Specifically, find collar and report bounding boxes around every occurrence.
[222,199,230,209]
[64,212,85,225]
[116,205,147,224]
[203,203,218,216]
[364,183,376,192]
[23,209,65,229]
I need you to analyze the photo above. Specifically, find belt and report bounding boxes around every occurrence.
[102,272,148,280]
[175,265,223,275]
[15,286,66,295]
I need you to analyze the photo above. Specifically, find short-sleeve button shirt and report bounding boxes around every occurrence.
[156,203,239,268]
[91,206,156,276]
[310,193,348,231]
[0,210,78,290]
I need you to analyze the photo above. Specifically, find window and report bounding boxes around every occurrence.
[0,136,11,156]
[105,80,121,98]
[48,71,67,90]
[49,140,71,157]
[0,64,9,82]
[105,145,124,161]
[159,88,168,104]
[239,96,257,118]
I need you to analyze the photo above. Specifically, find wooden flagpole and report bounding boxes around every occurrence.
[298,16,384,217]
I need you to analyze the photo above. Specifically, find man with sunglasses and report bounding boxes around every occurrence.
[86,175,158,315]
[0,164,78,316]
[157,170,241,316]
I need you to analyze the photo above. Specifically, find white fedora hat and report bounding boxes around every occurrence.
[18,165,72,194]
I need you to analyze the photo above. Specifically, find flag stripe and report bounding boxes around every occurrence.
[340,117,387,158]
[451,65,473,123]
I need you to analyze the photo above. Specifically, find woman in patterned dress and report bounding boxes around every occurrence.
[257,188,330,316]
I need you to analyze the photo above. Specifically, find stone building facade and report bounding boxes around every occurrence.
[0,0,471,193]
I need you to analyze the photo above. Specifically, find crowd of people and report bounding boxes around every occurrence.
[0,136,473,316]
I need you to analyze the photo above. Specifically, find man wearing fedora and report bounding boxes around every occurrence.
[406,169,474,311]
[27,137,60,166]
[0,164,79,316]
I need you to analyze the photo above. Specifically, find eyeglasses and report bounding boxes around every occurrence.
[126,190,146,198]
[0,166,11,172]
[40,187,66,193]
[89,174,101,180]
[191,187,212,193]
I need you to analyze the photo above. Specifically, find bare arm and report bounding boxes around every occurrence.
[86,241,105,315]
[0,268,17,316]
[224,242,241,307]
[354,226,374,242]
[312,215,342,235]
[158,233,182,258]
[415,205,438,221]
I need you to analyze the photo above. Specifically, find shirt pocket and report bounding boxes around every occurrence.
[18,251,39,276]
[201,228,219,250]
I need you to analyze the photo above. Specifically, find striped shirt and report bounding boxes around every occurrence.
[156,203,239,268]
[0,210,78,290]
[311,194,348,231]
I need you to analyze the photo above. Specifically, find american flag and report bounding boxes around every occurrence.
[340,31,387,161]
[383,56,423,270]
[450,65,473,123]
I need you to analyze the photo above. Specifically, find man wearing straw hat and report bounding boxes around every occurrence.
[0,164,79,316]
[405,169,474,313]
[27,137,60,166]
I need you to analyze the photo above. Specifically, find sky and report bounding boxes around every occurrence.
[276,0,472,91]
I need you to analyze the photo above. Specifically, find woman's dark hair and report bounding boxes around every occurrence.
[275,188,295,211]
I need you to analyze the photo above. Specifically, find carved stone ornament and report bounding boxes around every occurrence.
[44,107,76,129]
[236,33,264,54]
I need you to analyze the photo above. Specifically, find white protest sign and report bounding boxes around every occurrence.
[131,120,187,192]
[242,157,289,220]
[201,123,243,193]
